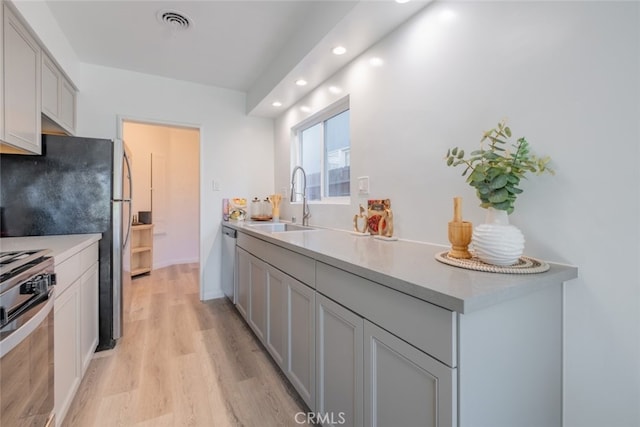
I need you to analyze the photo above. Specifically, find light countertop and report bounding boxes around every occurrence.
[0,234,102,265]
[223,221,578,314]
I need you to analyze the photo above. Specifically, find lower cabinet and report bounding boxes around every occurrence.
[236,232,455,427]
[285,272,315,409]
[316,294,364,427]
[234,230,564,427]
[79,263,99,375]
[264,264,316,409]
[236,247,250,320]
[364,321,456,427]
[248,254,268,342]
[54,241,99,426]
[266,266,287,368]
[54,278,81,426]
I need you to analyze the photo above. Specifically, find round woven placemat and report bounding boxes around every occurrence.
[435,251,550,274]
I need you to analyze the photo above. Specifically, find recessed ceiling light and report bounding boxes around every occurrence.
[272,101,282,107]
[369,57,384,67]
[395,0,411,4]
[332,46,347,55]
[295,79,308,86]
[329,86,343,94]
[439,9,458,22]
[300,106,311,113]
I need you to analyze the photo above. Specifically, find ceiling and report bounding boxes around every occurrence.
[45,0,428,117]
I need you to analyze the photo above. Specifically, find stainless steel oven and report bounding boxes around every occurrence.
[0,249,56,427]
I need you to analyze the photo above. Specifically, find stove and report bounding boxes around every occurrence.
[0,249,56,426]
[0,249,55,329]
[0,249,53,290]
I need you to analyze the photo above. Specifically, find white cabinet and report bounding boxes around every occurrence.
[59,79,76,132]
[41,51,76,135]
[41,54,59,120]
[1,3,41,154]
[79,263,99,375]
[54,275,80,427]
[364,321,456,427]
[54,242,99,426]
[316,294,363,427]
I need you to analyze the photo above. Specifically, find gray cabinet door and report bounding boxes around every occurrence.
[266,266,287,369]
[287,275,315,410]
[364,321,456,427]
[236,247,250,320]
[316,294,363,427]
[248,254,267,341]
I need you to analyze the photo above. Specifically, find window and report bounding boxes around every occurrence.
[293,100,350,202]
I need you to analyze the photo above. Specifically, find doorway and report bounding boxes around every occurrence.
[120,119,201,280]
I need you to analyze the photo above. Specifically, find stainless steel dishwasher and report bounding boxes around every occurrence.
[221,226,237,303]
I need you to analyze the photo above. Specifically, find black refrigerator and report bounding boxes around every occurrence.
[0,134,132,350]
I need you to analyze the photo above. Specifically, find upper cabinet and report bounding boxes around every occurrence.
[42,51,77,135]
[1,3,42,154]
[1,2,78,155]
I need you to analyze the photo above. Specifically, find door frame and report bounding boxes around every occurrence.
[116,115,203,299]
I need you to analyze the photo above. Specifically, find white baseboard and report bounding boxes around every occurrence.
[153,257,199,270]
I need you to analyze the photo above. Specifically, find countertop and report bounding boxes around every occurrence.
[0,234,102,265]
[223,221,578,314]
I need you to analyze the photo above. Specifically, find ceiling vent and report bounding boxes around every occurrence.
[157,10,192,31]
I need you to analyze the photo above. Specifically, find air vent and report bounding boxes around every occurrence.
[157,10,192,31]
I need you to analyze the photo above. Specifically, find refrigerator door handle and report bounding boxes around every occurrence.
[123,201,132,249]
[123,150,133,248]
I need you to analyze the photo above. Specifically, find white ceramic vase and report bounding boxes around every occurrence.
[472,207,525,266]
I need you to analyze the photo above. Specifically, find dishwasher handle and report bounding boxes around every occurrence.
[222,227,237,239]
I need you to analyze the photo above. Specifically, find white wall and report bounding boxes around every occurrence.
[123,122,200,269]
[275,2,639,426]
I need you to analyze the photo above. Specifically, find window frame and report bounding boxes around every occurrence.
[291,97,351,205]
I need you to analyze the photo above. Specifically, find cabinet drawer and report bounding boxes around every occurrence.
[80,242,98,273]
[316,262,457,367]
[237,232,315,287]
[55,243,99,297]
[55,253,81,297]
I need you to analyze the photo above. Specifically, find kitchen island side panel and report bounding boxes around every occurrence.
[457,284,563,427]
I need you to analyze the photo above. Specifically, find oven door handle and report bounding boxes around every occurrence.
[2,290,49,328]
[0,290,54,358]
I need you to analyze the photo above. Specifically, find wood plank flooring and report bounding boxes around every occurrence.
[62,264,312,427]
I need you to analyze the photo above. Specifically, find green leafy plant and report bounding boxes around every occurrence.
[445,120,554,214]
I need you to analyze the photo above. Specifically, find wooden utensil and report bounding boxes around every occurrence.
[268,194,282,220]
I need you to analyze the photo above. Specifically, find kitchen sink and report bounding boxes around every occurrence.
[248,223,315,232]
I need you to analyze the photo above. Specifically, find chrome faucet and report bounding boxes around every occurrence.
[290,166,310,226]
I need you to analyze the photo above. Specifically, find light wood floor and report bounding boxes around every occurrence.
[62,264,312,427]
